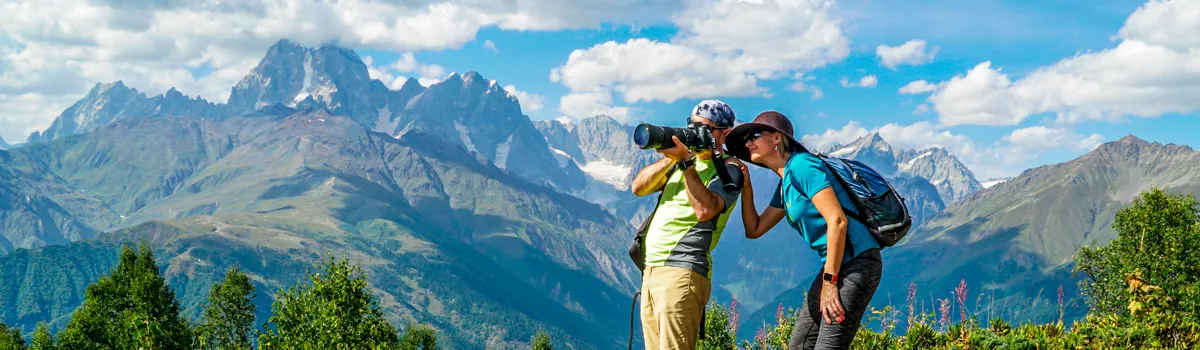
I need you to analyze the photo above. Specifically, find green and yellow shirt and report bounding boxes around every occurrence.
[643,158,743,279]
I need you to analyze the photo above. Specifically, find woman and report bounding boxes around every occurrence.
[724,111,883,350]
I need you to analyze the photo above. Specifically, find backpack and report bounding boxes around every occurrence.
[797,153,913,247]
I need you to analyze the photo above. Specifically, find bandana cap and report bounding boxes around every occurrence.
[691,100,736,128]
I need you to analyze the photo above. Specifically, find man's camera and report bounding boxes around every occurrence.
[633,122,716,150]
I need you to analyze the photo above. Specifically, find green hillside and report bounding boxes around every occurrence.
[0,108,644,349]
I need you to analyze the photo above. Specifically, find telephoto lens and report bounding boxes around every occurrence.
[633,123,711,150]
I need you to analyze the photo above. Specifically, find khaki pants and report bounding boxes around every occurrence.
[640,265,711,350]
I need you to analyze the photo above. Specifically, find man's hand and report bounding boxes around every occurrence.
[656,136,692,161]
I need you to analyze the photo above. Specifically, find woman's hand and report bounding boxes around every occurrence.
[726,157,751,188]
[821,279,845,324]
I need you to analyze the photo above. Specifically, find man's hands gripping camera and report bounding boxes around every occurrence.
[656,135,695,163]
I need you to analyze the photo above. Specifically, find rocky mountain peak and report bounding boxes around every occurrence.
[0,134,9,150]
[227,39,376,124]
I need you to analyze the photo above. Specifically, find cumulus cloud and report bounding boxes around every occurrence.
[550,0,850,120]
[364,53,447,89]
[558,90,633,123]
[801,120,1104,179]
[924,0,1200,127]
[0,0,681,141]
[899,80,937,94]
[841,75,878,88]
[789,81,824,100]
[503,84,545,115]
[876,39,938,69]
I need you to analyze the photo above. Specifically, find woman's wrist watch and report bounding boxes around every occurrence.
[823,272,838,283]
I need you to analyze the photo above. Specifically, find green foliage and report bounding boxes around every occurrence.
[398,323,438,350]
[0,322,26,349]
[55,242,194,350]
[697,300,736,350]
[29,322,54,350]
[257,254,402,350]
[195,266,257,350]
[1075,187,1200,320]
[531,329,551,350]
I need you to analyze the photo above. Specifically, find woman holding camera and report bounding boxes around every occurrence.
[724,111,883,350]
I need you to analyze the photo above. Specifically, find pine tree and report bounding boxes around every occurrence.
[55,243,193,349]
[531,329,552,350]
[196,266,257,350]
[399,323,437,349]
[29,322,55,350]
[258,255,401,350]
[0,322,26,349]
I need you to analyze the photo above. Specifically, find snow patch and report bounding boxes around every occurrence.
[495,133,515,170]
[981,179,1008,189]
[549,147,572,168]
[373,107,399,135]
[454,121,477,153]
[829,146,858,157]
[580,159,632,188]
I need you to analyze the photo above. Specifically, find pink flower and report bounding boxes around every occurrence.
[939,298,951,329]
[730,297,740,335]
[955,280,968,322]
[777,303,784,324]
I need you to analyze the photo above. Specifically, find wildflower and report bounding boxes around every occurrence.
[776,303,784,324]
[956,280,968,322]
[731,297,740,336]
[939,298,951,330]
[907,282,917,327]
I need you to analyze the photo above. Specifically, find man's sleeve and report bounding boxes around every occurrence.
[706,163,744,212]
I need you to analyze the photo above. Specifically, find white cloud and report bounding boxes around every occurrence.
[551,0,849,120]
[789,81,824,100]
[1002,126,1105,152]
[364,53,446,90]
[484,40,498,53]
[558,90,633,123]
[926,0,1200,127]
[800,121,868,151]
[899,80,938,94]
[803,120,1106,179]
[876,39,938,69]
[0,0,682,141]
[913,104,929,114]
[503,84,544,115]
[841,75,878,88]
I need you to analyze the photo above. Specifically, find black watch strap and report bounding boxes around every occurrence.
[675,158,694,171]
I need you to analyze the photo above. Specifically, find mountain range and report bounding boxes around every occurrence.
[0,135,9,150]
[3,38,1197,348]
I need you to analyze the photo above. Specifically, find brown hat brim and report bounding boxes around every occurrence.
[725,122,807,169]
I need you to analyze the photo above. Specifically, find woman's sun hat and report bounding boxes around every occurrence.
[725,111,808,168]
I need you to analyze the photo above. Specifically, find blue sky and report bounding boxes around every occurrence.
[2,0,1197,180]
[350,0,1196,179]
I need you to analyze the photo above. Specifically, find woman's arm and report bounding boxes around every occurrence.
[810,186,849,324]
[729,158,785,239]
[742,188,785,239]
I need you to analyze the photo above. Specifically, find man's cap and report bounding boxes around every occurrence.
[691,100,736,128]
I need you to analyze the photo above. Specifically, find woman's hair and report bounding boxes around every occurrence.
[776,132,791,154]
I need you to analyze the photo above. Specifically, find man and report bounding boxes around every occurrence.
[630,100,745,349]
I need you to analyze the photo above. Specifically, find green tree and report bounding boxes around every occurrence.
[56,242,194,350]
[29,322,55,350]
[531,329,551,350]
[399,323,437,349]
[258,255,401,350]
[1074,187,1200,319]
[196,266,257,350]
[0,322,26,349]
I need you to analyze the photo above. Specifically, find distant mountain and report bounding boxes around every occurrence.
[535,116,657,215]
[825,132,983,205]
[742,135,1198,335]
[0,135,8,150]
[1,109,639,349]
[31,82,226,143]
[25,39,584,195]
[981,177,1012,189]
